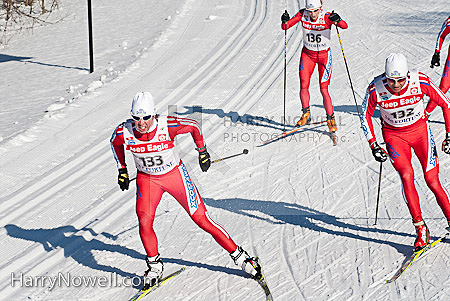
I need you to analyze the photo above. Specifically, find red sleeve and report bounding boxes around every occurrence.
[435,17,450,52]
[324,12,348,29]
[167,116,206,151]
[419,72,450,132]
[360,82,379,146]
[110,123,127,169]
[281,10,303,30]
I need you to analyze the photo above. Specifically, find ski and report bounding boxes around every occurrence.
[250,257,273,301]
[259,120,327,146]
[386,233,449,283]
[128,267,186,301]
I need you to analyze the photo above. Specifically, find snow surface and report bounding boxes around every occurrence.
[1,0,450,300]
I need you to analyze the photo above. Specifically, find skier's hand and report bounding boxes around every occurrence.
[198,149,211,172]
[430,52,440,68]
[370,142,388,163]
[281,10,290,24]
[118,168,130,191]
[443,133,450,154]
[329,11,341,23]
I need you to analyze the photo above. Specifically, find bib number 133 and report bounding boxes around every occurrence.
[141,155,164,167]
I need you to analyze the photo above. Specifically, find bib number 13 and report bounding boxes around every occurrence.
[141,155,164,167]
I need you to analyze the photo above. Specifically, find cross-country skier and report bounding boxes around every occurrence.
[110,92,261,288]
[281,0,348,133]
[427,16,450,114]
[360,53,450,251]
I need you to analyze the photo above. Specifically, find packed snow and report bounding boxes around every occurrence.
[1,0,450,300]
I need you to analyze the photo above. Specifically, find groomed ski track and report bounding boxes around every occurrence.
[1,0,450,300]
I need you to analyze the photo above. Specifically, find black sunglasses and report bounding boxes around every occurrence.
[132,115,153,121]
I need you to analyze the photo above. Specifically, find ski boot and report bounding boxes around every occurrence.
[413,220,430,251]
[143,254,164,289]
[326,113,337,132]
[296,107,311,127]
[230,246,262,279]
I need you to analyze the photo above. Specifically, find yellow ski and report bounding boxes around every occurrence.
[128,267,186,301]
[386,233,448,283]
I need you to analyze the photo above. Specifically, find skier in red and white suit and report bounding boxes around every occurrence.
[427,16,450,114]
[360,53,450,250]
[281,0,348,132]
[111,92,261,288]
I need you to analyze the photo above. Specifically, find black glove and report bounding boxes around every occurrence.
[371,142,388,163]
[281,10,290,23]
[198,149,211,172]
[443,133,450,154]
[430,52,440,68]
[329,11,341,23]
[118,168,130,191]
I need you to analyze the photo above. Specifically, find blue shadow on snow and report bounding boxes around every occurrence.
[204,197,416,257]
[4,224,244,281]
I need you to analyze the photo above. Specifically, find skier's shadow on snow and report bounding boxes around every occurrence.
[175,105,382,134]
[4,224,143,281]
[163,258,244,277]
[4,224,244,279]
[204,198,415,256]
[175,106,290,131]
[312,104,381,119]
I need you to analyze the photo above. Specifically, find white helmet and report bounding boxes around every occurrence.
[306,0,322,10]
[385,53,408,79]
[130,92,156,117]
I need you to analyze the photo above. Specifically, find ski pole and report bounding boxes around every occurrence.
[374,162,383,225]
[128,149,249,181]
[283,20,287,131]
[335,27,361,116]
[211,149,249,164]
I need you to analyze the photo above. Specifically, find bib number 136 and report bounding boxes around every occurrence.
[141,155,164,167]
[306,33,322,43]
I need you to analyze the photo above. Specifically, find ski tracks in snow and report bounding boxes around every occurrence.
[2,0,450,300]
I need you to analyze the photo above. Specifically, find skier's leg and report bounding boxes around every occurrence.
[384,129,431,249]
[299,49,315,111]
[165,163,261,277]
[413,123,450,221]
[166,163,237,253]
[317,49,334,116]
[136,173,164,257]
[439,52,450,94]
[424,51,449,115]
[383,132,423,222]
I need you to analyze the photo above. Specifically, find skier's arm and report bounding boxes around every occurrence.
[325,12,348,29]
[110,123,127,169]
[424,100,438,117]
[360,83,379,146]
[281,10,303,30]
[420,73,450,132]
[167,116,207,151]
[435,17,450,53]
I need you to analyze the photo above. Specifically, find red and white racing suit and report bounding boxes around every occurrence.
[282,9,348,115]
[361,71,450,223]
[426,16,450,114]
[111,115,237,257]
